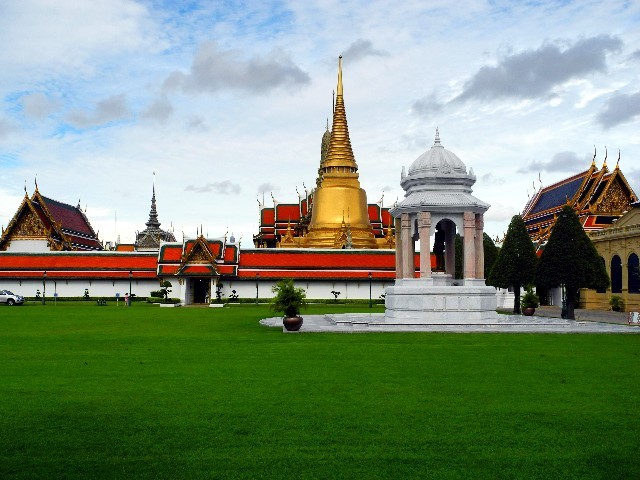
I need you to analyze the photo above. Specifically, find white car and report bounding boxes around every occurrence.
[0,290,25,306]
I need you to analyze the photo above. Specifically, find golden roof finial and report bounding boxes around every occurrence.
[616,149,620,169]
[603,146,607,168]
[337,55,343,96]
[591,145,596,168]
[321,55,357,170]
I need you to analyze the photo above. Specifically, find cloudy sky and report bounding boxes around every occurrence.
[1,0,639,246]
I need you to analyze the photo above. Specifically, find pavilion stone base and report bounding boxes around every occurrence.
[384,276,498,324]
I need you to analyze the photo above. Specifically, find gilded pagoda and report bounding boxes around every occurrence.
[252,56,395,250]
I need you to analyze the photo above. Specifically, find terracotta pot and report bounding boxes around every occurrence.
[522,307,536,316]
[283,316,303,331]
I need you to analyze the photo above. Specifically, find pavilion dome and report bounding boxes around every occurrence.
[408,128,468,177]
[392,128,488,217]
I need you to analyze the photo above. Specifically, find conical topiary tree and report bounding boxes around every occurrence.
[488,215,538,313]
[536,205,609,320]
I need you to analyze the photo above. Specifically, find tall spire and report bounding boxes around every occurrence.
[322,55,358,171]
[434,127,441,146]
[146,180,160,229]
[304,55,376,249]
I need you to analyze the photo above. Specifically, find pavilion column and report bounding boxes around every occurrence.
[401,213,414,279]
[418,211,432,278]
[395,216,403,279]
[475,213,485,279]
[445,221,455,276]
[463,211,476,279]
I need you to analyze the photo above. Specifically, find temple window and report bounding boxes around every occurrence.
[628,253,640,294]
[611,255,622,293]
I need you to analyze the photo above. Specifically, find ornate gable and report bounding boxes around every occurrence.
[176,236,219,276]
[0,194,68,251]
[592,168,637,214]
[13,206,48,238]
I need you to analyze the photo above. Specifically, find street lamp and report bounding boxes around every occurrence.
[368,272,372,308]
[42,271,47,305]
[256,272,260,305]
[129,270,133,305]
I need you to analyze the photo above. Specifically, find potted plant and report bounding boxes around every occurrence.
[520,287,539,316]
[609,295,623,312]
[271,279,307,331]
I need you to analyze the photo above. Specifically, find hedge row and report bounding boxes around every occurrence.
[24,296,147,302]
[146,297,181,304]
[221,298,385,305]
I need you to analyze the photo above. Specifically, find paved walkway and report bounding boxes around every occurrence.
[261,308,640,334]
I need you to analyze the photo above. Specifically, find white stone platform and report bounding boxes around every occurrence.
[384,277,498,323]
[260,313,640,334]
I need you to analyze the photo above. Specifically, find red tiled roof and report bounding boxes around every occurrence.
[237,269,397,279]
[368,204,381,221]
[261,209,275,226]
[223,244,238,262]
[275,204,300,222]
[40,196,96,237]
[158,244,183,261]
[239,249,398,269]
[0,252,157,279]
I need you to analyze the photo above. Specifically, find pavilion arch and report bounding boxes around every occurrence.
[628,253,639,294]
[611,254,622,294]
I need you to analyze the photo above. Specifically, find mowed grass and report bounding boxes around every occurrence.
[1,303,639,479]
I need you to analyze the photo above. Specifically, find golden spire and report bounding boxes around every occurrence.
[303,56,376,249]
[322,55,358,171]
[603,146,608,169]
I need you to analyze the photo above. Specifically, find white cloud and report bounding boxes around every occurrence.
[185,181,241,195]
[0,0,160,74]
[66,94,131,129]
[597,90,640,128]
[162,42,310,95]
[21,93,60,120]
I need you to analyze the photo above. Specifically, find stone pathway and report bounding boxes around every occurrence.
[260,311,640,334]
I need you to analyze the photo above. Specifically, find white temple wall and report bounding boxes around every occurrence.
[222,279,392,301]
[0,278,158,299]
[5,240,50,252]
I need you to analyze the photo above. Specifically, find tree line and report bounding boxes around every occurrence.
[456,206,609,319]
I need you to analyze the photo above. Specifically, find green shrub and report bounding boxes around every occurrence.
[271,279,307,317]
[520,287,539,308]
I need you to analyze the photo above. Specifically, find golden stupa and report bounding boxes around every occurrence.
[303,56,378,249]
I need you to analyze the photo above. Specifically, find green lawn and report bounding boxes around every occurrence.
[1,303,639,479]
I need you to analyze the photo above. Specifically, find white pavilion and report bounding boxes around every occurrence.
[385,129,498,323]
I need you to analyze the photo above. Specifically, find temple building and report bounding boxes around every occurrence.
[581,201,640,312]
[522,149,638,248]
[134,184,176,251]
[0,186,102,252]
[253,56,395,250]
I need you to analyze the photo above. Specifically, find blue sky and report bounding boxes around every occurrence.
[1,0,639,245]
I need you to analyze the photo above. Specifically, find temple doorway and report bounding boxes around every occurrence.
[191,278,211,304]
